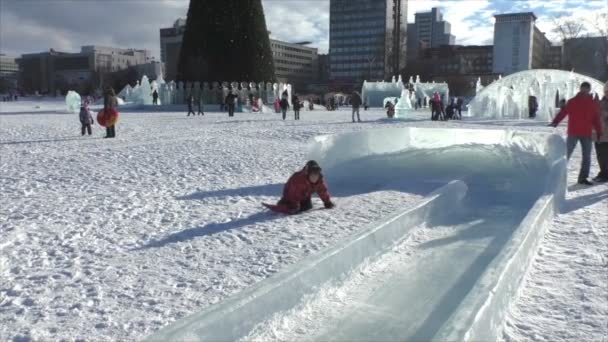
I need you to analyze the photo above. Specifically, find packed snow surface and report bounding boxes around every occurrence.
[1,99,606,341]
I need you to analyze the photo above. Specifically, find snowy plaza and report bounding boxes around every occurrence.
[1,97,606,341]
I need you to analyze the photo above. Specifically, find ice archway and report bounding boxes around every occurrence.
[468,69,605,121]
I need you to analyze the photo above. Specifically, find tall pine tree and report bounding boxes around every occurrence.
[177,0,276,82]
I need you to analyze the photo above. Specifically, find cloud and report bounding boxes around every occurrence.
[262,0,330,53]
[0,0,604,59]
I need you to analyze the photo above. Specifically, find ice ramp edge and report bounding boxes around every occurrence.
[433,154,567,342]
[146,180,468,342]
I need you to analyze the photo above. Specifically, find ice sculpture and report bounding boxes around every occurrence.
[361,79,404,107]
[111,72,291,106]
[394,89,413,118]
[362,76,449,108]
[475,78,484,95]
[414,81,449,106]
[139,76,153,105]
[468,69,605,121]
[65,91,81,113]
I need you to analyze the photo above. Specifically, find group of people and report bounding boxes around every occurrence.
[186,94,205,116]
[550,81,608,185]
[430,93,463,121]
[77,87,118,138]
[2,92,19,102]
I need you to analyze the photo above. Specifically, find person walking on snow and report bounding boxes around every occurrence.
[186,94,196,116]
[152,90,159,105]
[79,100,94,136]
[593,82,608,182]
[550,81,603,185]
[293,94,301,120]
[280,97,289,120]
[103,87,118,138]
[351,91,362,122]
[198,96,204,116]
[225,91,238,117]
[269,160,335,214]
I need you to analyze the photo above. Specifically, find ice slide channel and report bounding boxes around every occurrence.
[147,127,566,342]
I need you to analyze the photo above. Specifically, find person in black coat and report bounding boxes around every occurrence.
[187,95,196,116]
[152,90,159,105]
[198,96,204,116]
[225,92,238,117]
[293,95,301,120]
[280,97,289,120]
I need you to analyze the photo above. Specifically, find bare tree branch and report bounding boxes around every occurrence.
[589,12,608,37]
[552,16,585,42]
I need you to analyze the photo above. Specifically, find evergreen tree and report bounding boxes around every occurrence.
[177,0,276,82]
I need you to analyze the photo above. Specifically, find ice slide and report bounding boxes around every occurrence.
[147,127,566,342]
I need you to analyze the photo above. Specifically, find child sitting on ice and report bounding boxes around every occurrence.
[79,101,94,136]
[266,160,335,214]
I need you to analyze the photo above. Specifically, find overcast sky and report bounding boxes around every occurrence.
[0,0,605,59]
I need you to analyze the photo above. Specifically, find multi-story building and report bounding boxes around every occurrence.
[160,18,187,82]
[0,54,20,90]
[547,45,563,69]
[419,45,493,75]
[563,36,608,81]
[17,46,155,95]
[415,45,496,95]
[492,12,554,75]
[270,39,318,90]
[318,54,330,83]
[407,7,455,61]
[329,0,408,84]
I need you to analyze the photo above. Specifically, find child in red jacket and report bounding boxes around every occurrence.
[265,161,335,214]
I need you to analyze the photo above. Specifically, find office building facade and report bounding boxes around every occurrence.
[563,36,608,81]
[329,0,408,83]
[492,12,554,75]
[270,39,318,90]
[407,7,455,61]
[0,54,20,90]
[18,46,154,95]
[160,18,187,82]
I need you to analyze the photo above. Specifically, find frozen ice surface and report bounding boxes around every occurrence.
[468,69,605,121]
[65,90,81,113]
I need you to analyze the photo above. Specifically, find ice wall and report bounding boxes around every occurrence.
[468,69,605,121]
[361,79,404,107]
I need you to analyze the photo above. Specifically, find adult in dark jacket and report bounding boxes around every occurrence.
[351,91,362,122]
[198,96,204,116]
[271,160,335,214]
[152,90,159,105]
[187,94,195,116]
[280,97,289,120]
[292,95,300,120]
[225,92,238,117]
[456,97,463,119]
[550,82,604,185]
[103,88,118,138]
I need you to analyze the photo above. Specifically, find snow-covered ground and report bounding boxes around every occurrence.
[1,99,606,341]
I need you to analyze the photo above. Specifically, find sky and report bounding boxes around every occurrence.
[0,0,605,59]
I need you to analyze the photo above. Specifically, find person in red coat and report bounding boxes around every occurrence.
[273,160,335,214]
[550,82,604,185]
